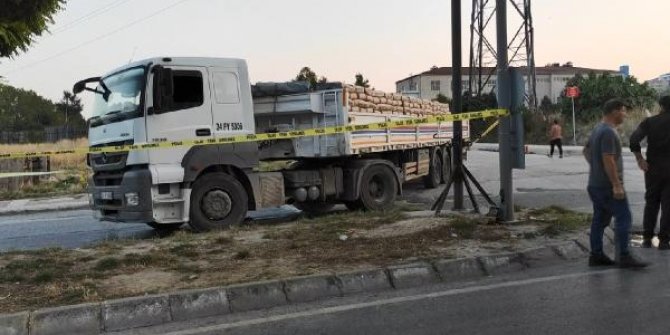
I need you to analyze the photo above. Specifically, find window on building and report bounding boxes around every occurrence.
[431,80,441,91]
[409,83,418,91]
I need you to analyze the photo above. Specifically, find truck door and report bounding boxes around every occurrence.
[209,68,255,137]
[146,66,213,164]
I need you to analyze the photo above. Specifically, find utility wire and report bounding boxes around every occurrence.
[1,0,191,77]
[51,0,133,35]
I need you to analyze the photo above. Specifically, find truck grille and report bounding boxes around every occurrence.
[92,171,125,186]
[88,140,133,172]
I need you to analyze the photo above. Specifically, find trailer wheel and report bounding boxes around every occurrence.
[189,173,248,232]
[294,202,335,215]
[423,151,443,189]
[356,165,398,211]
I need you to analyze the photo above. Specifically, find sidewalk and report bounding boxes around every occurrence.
[471,143,641,157]
[0,194,89,216]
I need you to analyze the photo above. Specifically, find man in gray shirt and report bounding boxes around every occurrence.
[584,98,648,268]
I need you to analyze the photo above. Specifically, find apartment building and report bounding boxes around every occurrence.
[396,64,618,103]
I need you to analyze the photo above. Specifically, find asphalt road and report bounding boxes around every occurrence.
[0,206,301,252]
[116,246,666,335]
[0,151,649,252]
[0,209,154,252]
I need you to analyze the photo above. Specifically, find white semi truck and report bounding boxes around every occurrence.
[74,57,468,231]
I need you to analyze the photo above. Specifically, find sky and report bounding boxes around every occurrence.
[0,0,668,117]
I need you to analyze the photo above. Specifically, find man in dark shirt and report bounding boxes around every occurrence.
[584,98,648,268]
[630,95,670,249]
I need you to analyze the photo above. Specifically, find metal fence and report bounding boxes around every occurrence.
[0,126,87,144]
[0,157,51,191]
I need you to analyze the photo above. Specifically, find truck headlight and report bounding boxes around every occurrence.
[125,192,140,206]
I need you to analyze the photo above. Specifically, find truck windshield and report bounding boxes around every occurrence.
[90,67,145,124]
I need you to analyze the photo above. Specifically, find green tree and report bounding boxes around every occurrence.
[560,73,658,122]
[463,92,498,142]
[434,93,450,104]
[540,95,553,111]
[294,67,328,89]
[0,83,54,132]
[0,0,65,58]
[0,83,85,140]
[55,90,85,129]
[354,73,370,88]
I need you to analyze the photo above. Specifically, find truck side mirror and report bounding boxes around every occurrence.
[152,66,174,113]
[73,81,86,94]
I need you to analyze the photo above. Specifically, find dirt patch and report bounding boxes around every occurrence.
[0,206,590,313]
[356,217,450,239]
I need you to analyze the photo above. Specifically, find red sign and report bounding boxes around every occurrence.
[565,86,580,98]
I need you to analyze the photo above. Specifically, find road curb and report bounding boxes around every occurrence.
[336,268,392,295]
[387,262,440,289]
[284,274,343,304]
[30,303,100,335]
[0,312,28,335]
[520,246,564,268]
[478,252,527,275]
[0,239,594,334]
[432,257,486,282]
[102,295,171,332]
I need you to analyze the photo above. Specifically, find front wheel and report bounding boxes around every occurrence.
[355,165,398,211]
[189,173,248,232]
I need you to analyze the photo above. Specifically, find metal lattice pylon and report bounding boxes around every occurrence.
[469,0,537,111]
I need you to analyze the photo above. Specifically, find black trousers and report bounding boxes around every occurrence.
[643,160,670,242]
[549,139,563,156]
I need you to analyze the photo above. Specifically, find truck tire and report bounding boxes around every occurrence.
[355,165,398,211]
[423,150,443,189]
[146,222,183,232]
[294,202,335,215]
[189,173,248,232]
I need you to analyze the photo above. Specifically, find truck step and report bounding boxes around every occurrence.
[153,198,185,204]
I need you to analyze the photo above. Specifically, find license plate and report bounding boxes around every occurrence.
[100,191,113,200]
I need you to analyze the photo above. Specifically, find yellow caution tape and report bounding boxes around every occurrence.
[0,109,508,159]
[472,119,501,144]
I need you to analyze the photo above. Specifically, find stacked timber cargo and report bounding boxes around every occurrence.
[343,85,450,116]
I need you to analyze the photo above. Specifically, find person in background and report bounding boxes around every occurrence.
[548,119,563,158]
[583,98,648,268]
[630,95,670,250]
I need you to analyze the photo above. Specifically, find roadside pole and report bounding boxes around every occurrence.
[571,96,576,145]
[565,86,580,146]
[496,0,514,222]
[451,0,464,210]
